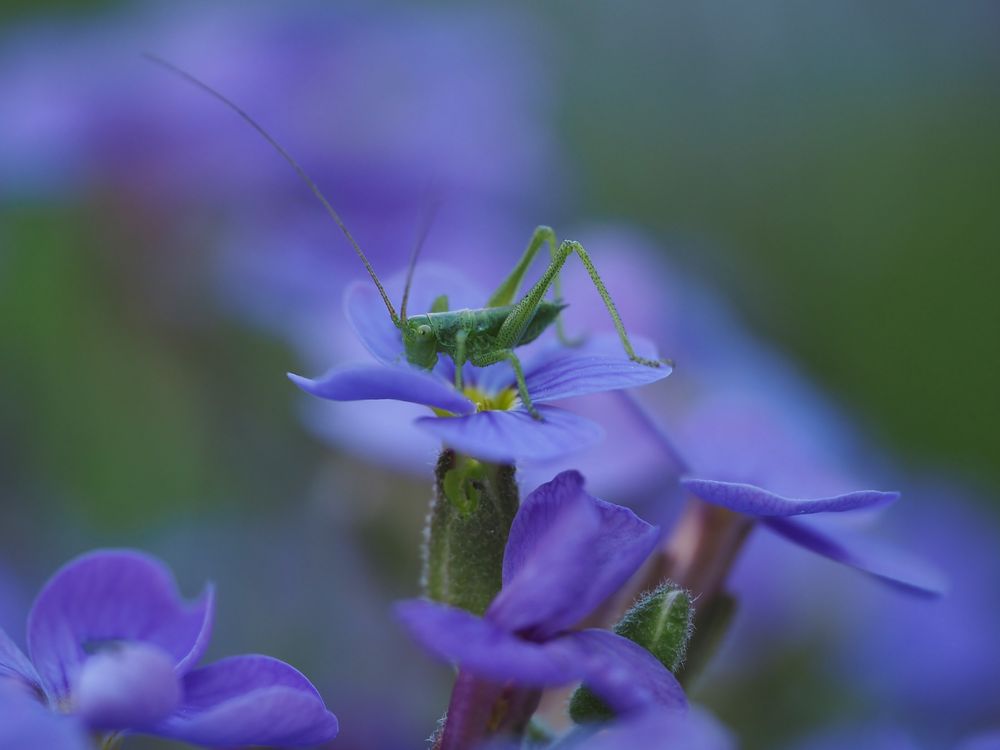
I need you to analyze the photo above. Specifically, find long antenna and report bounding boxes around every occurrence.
[143,53,399,324]
[399,196,442,322]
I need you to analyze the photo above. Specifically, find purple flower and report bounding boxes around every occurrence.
[291,266,670,464]
[0,679,90,750]
[396,471,684,715]
[0,550,338,748]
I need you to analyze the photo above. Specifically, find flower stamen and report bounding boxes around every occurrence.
[463,386,517,413]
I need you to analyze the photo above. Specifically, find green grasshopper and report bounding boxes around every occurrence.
[148,55,665,419]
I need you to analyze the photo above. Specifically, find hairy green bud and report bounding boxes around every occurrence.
[569,582,694,724]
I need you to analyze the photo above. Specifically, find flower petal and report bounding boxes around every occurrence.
[524,335,671,404]
[344,280,405,365]
[395,599,579,686]
[152,655,339,748]
[0,629,43,695]
[681,478,899,517]
[345,263,488,365]
[415,406,604,464]
[551,629,687,715]
[289,363,475,415]
[27,550,214,700]
[490,471,658,638]
[74,642,181,731]
[0,680,90,750]
[762,517,948,597]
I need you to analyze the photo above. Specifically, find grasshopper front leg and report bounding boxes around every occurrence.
[472,348,540,420]
[453,329,469,391]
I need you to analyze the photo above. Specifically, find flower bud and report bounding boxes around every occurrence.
[570,582,693,723]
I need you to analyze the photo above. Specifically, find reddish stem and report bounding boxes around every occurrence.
[659,498,755,602]
[438,671,542,750]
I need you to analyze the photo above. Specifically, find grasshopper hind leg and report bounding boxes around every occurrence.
[569,240,663,368]
[496,239,667,370]
[488,226,582,348]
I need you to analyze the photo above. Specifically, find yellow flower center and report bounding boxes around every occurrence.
[463,386,518,412]
[431,386,519,418]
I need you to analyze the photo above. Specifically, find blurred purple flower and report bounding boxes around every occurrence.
[0,679,90,750]
[1,2,561,363]
[631,385,946,596]
[291,266,670,464]
[826,482,1000,728]
[957,731,1000,750]
[0,3,554,205]
[562,707,735,750]
[207,0,560,345]
[397,470,684,716]
[0,550,338,748]
[480,706,733,750]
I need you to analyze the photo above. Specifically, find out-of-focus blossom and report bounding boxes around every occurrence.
[480,706,733,750]
[628,368,947,596]
[827,481,1000,729]
[292,266,669,464]
[560,707,735,750]
[397,471,684,716]
[0,550,338,748]
[0,679,90,750]
[957,731,1000,750]
[632,383,945,597]
[0,2,554,206]
[207,0,560,347]
[0,1,559,355]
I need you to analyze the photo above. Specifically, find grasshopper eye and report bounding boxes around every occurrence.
[417,325,432,338]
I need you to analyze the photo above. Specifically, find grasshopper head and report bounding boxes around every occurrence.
[402,315,439,370]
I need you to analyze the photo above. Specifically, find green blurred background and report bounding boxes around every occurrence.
[534,1,1000,492]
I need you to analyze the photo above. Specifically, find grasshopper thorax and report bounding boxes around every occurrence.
[401,314,439,370]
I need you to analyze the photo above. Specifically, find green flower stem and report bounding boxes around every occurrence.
[422,449,519,615]
[661,497,755,604]
[422,450,531,747]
